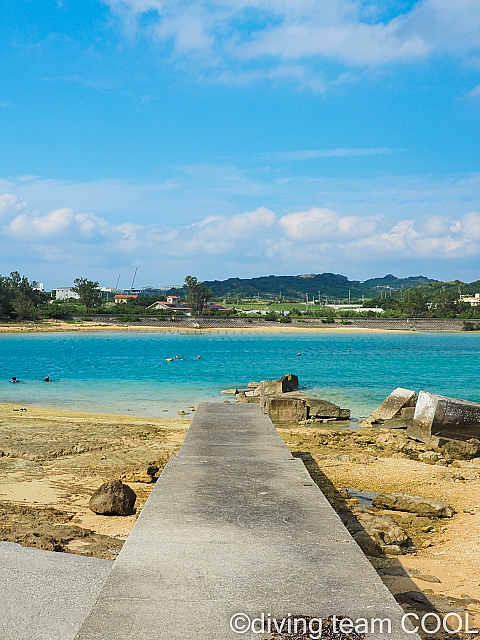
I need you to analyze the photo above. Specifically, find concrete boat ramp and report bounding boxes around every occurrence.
[2,404,418,639]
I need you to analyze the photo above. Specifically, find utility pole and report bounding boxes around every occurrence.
[130,267,138,294]
[305,293,308,312]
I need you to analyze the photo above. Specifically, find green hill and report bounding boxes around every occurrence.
[166,273,437,301]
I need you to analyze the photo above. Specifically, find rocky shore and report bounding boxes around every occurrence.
[1,399,479,637]
[0,403,188,558]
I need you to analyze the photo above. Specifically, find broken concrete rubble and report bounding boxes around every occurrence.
[360,387,417,428]
[408,391,480,445]
[251,373,299,396]
[265,397,308,422]
[236,374,350,422]
[307,398,349,419]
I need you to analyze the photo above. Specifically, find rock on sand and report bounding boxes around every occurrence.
[89,480,137,516]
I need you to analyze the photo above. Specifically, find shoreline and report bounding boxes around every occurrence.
[0,321,415,335]
[0,400,192,424]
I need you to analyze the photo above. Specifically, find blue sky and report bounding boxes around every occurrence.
[1,0,480,289]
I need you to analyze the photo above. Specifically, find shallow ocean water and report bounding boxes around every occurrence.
[0,330,479,418]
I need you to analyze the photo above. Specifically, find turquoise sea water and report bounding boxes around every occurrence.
[1,330,480,419]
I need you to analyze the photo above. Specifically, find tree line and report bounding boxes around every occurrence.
[0,274,215,320]
[1,271,479,321]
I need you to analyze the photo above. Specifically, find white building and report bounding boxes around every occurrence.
[460,293,480,306]
[55,287,80,300]
[325,304,383,313]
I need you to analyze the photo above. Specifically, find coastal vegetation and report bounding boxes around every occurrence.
[2,270,480,322]
[71,278,103,312]
[0,272,46,321]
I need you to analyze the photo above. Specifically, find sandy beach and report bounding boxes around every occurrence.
[0,402,189,556]
[0,320,398,334]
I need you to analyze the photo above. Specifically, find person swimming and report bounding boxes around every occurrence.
[196,355,201,360]
[44,376,51,382]
[11,376,18,383]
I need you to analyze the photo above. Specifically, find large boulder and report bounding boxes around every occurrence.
[89,479,137,516]
[372,492,454,518]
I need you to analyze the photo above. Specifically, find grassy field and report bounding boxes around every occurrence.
[233,303,269,310]
[267,302,315,312]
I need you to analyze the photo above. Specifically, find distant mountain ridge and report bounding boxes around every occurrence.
[168,273,437,300]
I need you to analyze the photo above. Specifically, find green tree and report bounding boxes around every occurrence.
[0,271,42,320]
[431,289,459,317]
[401,289,428,317]
[72,278,102,312]
[184,276,213,315]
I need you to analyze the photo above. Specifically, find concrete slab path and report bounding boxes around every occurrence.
[75,403,418,639]
[0,541,112,640]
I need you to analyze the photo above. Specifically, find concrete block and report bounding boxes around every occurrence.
[307,399,342,418]
[252,381,278,395]
[236,391,260,404]
[370,388,417,422]
[382,418,412,429]
[265,396,308,422]
[408,390,480,444]
[276,373,299,394]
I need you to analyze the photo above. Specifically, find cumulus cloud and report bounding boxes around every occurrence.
[5,208,74,239]
[3,194,480,277]
[278,207,379,241]
[102,0,480,84]
[452,210,480,240]
[0,194,27,222]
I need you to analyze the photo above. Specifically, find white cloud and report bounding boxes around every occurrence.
[188,207,275,239]
[75,212,109,238]
[5,208,74,239]
[102,0,480,85]
[453,210,480,240]
[3,189,480,283]
[0,194,27,222]
[278,207,379,241]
